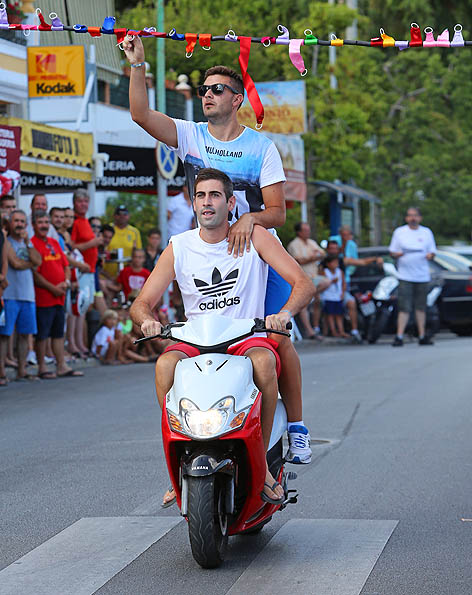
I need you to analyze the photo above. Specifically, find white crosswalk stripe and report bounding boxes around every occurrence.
[0,516,182,595]
[226,519,398,595]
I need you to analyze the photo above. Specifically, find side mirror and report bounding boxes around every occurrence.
[383,262,397,276]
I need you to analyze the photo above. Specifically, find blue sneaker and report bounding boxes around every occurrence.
[286,425,312,464]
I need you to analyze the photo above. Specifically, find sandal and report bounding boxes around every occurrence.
[15,374,39,382]
[38,371,57,380]
[57,369,84,378]
[161,486,176,508]
[0,376,8,387]
[260,481,284,505]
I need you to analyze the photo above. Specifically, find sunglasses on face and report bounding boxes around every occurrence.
[91,224,101,230]
[197,83,241,98]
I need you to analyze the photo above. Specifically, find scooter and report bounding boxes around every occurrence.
[136,314,298,568]
[367,263,442,344]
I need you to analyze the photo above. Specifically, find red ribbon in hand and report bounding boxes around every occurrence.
[238,36,264,127]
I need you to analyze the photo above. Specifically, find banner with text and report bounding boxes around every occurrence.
[27,46,86,98]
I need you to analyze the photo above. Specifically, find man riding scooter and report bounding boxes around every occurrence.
[130,168,314,505]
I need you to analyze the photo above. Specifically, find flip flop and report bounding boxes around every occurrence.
[15,374,39,382]
[261,481,284,505]
[57,370,84,378]
[0,376,8,387]
[161,486,176,508]
[38,371,57,380]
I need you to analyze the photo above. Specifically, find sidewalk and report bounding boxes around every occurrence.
[3,354,101,385]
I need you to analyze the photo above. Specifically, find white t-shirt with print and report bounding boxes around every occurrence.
[91,326,116,356]
[389,225,436,282]
[168,119,285,225]
[167,192,194,238]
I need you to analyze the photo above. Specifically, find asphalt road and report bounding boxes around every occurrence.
[1,333,472,594]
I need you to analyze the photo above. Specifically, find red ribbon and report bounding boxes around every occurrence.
[238,36,264,127]
[88,26,102,37]
[114,28,127,45]
[185,33,198,55]
[37,11,51,31]
[261,36,276,45]
[370,36,383,47]
[410,24,423,46]
[199,33,212,49]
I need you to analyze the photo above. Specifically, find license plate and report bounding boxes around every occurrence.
[360,301,376,317]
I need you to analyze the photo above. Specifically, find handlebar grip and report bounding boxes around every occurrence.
[286,322,292,330]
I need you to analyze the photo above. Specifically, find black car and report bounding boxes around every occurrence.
[350,247,472,336]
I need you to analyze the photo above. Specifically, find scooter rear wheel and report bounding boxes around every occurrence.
[187,475,228,568]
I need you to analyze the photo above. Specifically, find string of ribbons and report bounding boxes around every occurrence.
[1,4,470,127]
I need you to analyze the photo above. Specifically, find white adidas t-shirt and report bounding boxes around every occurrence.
[169,120,285,224]
[171,228,268,320]
[389,225,436,282]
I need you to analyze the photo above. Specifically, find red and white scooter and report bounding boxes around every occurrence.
[137,314,298,568]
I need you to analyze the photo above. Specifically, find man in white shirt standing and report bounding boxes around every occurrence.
[167,185,194,238]
[389,207,436,346]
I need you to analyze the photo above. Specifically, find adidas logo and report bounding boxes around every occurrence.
[194,267,239,298]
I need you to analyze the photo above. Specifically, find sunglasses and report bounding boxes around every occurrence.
[91,224,101,230]
[46,243,56,256]
[197,83,241,98]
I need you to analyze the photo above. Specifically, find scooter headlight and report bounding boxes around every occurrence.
[179,397,234,438]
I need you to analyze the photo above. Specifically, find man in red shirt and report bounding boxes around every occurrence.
[70,189,103,356]
[113,248,150,300]
[32,211,83,379]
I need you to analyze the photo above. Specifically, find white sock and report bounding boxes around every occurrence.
[288,420,304,431]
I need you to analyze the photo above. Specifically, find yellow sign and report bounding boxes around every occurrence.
[0,117,93,182]
[27,46,85,97]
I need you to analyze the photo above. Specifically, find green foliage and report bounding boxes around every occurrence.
[104,193,161,242]
[115,0,472,243]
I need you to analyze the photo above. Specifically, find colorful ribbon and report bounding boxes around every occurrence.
[238,36,264,127]
[436,29,450,48]
[451,24,464,47]
[101,16,116,35]
[199,33,212,50]
[289,39,307,76]
[276,25,290,45]
[0,4,8,29]
[185,33,198,57]
[410,23,423,47]
[304,29,318,46]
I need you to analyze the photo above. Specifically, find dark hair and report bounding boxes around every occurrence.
[132,247,145,257]
[49,207,64,217]
[147,227,161,237]
[327,240,340,248]
[31,194,46,209]
[32,209,49,223]
[101,223,114,235]
[0,194,15,205]
[294,221,309,234]
[88,216,101,225]
[406,206,421,216]
[323,254,339,266]
[194,168,233,200]
[204,65,244,95]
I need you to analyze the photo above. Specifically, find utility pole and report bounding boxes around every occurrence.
[346,0,358,40]
[156,0,167,247]
[328,0,338,90]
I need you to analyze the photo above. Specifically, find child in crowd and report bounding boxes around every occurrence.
[320,254,349,338]
[91,309,120,364]
[111,248,150,301]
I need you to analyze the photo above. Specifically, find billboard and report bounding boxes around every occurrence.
[0,124,21,173]
[238,80,307,134]
[265,132,306,202]
[27,46,86,97]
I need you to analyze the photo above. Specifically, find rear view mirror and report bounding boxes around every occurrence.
[383,262,397,276]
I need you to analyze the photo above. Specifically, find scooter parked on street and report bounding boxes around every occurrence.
[366,263,442,344]
[136,314,298,568]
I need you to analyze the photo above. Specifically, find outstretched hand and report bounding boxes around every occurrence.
[122,35,145,65]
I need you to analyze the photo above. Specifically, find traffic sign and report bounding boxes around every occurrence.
[156,142,179,180]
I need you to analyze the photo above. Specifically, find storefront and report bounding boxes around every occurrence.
[0,116,94,194]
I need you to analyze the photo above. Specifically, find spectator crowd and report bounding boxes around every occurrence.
[0,187,194,387]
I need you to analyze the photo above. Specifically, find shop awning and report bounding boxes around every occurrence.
[0,116,94,181]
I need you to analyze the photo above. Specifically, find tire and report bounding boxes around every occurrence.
[187,475,228,568]
[451,324,472,337]
[367,309,390,344]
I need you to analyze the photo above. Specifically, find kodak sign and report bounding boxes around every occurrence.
[28,46,85,97]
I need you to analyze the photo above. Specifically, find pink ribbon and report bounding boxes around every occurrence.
[289,39,306,75]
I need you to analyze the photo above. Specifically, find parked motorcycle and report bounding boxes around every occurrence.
[136,315,298,568]
[366,263,442,344]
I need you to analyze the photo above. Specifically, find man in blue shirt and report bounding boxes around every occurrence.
[330,226,382,342]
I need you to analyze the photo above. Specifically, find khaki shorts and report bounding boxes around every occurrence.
[398,280,429,313]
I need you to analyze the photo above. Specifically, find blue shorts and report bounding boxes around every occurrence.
[264,266,292,317]
[0,299,37,336]
[323,300,344,315]
[36,305,65,340]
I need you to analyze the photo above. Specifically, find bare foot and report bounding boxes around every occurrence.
[162,487,176,507]
[5,358,18,368]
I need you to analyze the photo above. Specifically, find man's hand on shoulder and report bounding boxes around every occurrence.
[227,213,255,257]
[141,319,162,338]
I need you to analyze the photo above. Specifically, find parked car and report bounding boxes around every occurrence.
[440,245,472,263]
[350,247,472,336]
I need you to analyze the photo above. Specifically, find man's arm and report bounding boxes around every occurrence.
[344,255,384,267]
[70,236,101,252]
[227,182,286,257]
[122,36,178,148]
[6,242,33,270]
[252,226,315,328]
[27,243,42,267]
[130,243,175,336]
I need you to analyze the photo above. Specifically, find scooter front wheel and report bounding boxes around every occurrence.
[187,475,228,568]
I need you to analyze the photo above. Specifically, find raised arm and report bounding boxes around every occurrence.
[130,243,176,336]
[122,36,178,148]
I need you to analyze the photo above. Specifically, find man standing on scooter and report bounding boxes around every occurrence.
[123,36,313,469]
[131,168,315,505]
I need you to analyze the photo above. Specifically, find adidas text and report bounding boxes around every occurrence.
[199,296,241,310]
